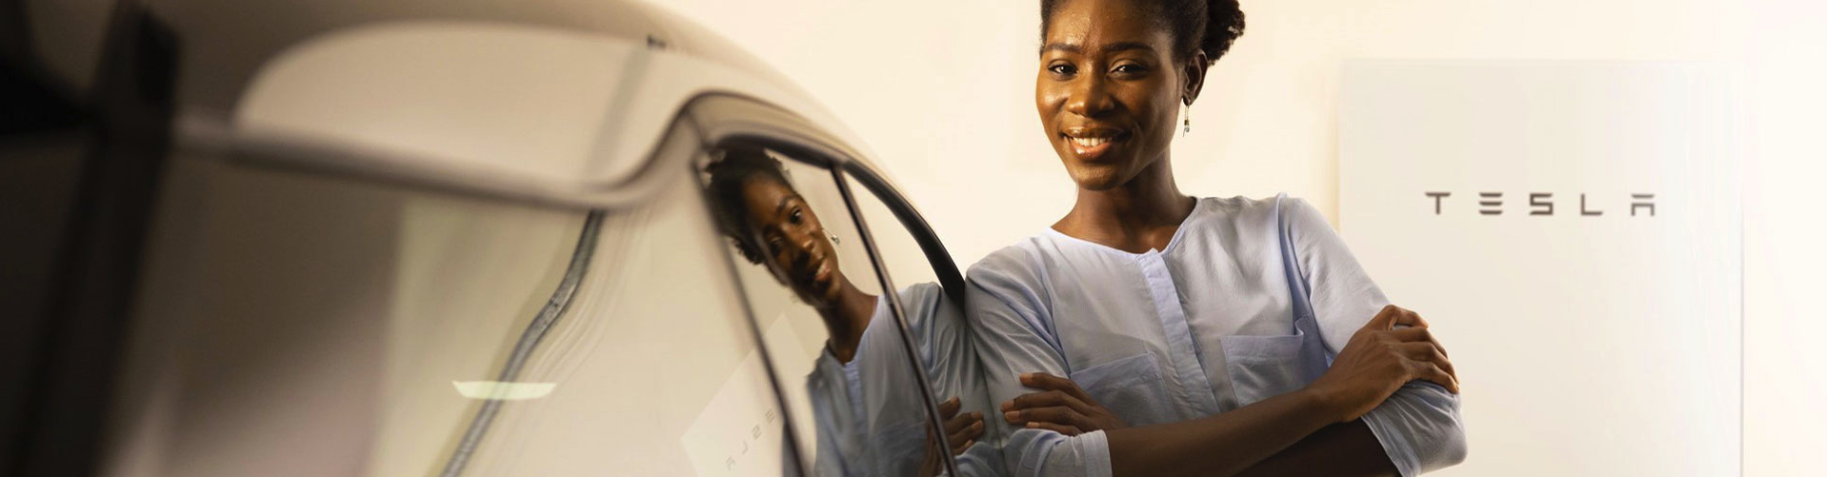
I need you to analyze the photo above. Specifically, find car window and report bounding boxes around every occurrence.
[107,148,780,476]
[696,141,950,476]
[423,171,781,476]
[842,169,1003,476]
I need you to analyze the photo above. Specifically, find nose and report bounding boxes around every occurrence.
[795,231,818,258]
[1064,72,1114,118]
[774,225,817,262]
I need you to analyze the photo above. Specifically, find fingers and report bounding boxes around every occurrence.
[937,396,962,419]
[1001,380,1127,436]
[1397,341,1442,361]
[951,420,983,441]
[1004,406,1094,433]
[1423,344,1456,381]
[1416,328,1448,358]
[1369,304,1431,330]
[1406,308,1429,329]
[1384,314,1459,392]
[1367,304,1405,330]
[1019,373,1097,405]
[946,415,985,455]
[1003,389,1097,416]
[1408,360,1460,394]
[949,436,975,455]
[1389,306,1428,329]
[934,396,983,456]
[1399,342,1457,381]
[1388,326,1436,344]
[944,411,977,434]
[1387,317,1449,361]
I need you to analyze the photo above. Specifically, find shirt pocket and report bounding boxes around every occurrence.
[1068,352,1178,426]
[1219,333,1310,407]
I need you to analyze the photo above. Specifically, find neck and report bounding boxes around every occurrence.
[1055,155,1195,253]
[818,279,878,364]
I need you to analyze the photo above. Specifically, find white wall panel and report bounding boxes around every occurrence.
[1340,61,1739,475]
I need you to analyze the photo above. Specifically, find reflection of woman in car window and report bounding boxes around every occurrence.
[704,146,995,476]
[964,0,1467,476]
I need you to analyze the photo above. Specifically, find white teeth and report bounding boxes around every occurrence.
[1071,136,1109,148]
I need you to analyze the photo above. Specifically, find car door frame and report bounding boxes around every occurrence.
[685,93,971,476]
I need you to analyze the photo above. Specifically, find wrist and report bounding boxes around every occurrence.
[1296,385,1349,423]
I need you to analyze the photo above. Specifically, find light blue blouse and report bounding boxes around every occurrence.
[806,282,1002,476]
[965,195,1466,477]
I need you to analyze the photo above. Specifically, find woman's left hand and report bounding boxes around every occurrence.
[918,396,985,477]
[1001,373,1127,436]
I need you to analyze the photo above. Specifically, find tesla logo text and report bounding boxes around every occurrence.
[1424,192,1656,217]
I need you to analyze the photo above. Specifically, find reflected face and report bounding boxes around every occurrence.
[738,177,845,307]
[1036,0,1187,190]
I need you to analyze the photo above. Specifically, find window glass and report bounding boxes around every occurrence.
[109,150,778,476]
[106,131,976,477]
[697,142,949,476]
[843,170,1004,476]
[435,172,779,476]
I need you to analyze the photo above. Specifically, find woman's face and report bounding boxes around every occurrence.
[738,177,846,307]
[1035,0,1192,191]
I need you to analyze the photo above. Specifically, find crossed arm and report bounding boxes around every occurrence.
[967,199,1467,477]
[996,306,1456,477]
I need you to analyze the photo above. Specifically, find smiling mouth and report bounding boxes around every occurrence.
[798,254,832,288]
[1062,130,1128,160]
[812,261,832,283]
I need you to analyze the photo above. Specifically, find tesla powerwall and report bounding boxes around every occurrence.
[1339,61,1740,475]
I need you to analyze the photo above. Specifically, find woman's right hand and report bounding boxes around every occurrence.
[1303,304,1459,423]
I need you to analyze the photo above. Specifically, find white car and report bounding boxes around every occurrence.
[2,1,980,475]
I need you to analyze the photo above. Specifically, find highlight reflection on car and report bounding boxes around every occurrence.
[1,1,997,475]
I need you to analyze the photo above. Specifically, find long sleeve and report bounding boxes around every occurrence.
[1282,196,1468,476]
[899,283,1005,476]
[965,249,1113,477]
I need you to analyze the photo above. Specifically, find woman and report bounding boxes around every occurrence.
[702,146,998,476]
[966,1,1468,476]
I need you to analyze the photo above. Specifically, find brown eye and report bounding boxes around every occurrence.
[1112,63,1149,76]
[1048,64,1077,77]
[789,208,804,225]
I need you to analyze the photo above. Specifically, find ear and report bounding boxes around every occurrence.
[1182,50,1210,106]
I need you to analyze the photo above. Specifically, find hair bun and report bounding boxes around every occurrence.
[1040,0,1245,66]
[1201,0,1245,65]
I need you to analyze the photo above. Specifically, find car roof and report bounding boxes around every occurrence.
[28,0,883,203]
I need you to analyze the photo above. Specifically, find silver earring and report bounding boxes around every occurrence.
[829,234,841,245]
[1182,103,1192,136]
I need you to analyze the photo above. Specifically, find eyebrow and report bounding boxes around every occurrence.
[773,195,795,218]
[1039,41,1157,56]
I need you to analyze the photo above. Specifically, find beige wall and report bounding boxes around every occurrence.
[651,0,1824,473]
[1735,2,1827,475]
[652,0,1755,262]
